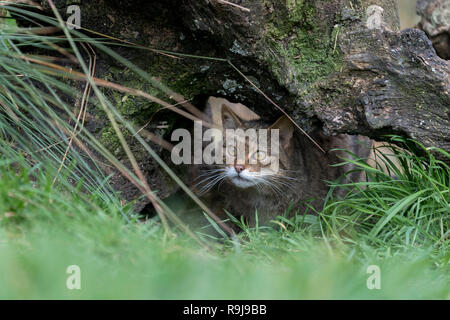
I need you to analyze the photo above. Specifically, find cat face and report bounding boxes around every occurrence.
[196,104,296,194]
[222,132,276,188]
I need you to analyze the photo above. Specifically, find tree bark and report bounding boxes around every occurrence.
[178,0,450,156]
[417,0,450,60]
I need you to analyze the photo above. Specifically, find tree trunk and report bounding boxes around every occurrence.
[38,0,450,206]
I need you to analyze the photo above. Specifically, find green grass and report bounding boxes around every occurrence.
[0,144,448,299]
[0,4,448,300]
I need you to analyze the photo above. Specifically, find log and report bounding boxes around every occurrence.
[417,0,450,59]
[35,0,450,206]
[178,0,450,156]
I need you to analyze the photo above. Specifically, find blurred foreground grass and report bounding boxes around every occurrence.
[0,152,448,299]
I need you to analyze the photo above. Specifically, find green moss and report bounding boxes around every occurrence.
[97,53,213,156]
[100,125,126,156]
[101,54,212,116]
[264,0,315,38]
[103,67,159,117]
[262,0,343,91]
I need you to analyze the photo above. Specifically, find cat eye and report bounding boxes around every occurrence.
[227,145,237,157]
[252,150,266,161]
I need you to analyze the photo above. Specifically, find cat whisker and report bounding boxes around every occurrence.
[253,174,298,197]
[217,175,229,190]
[197,172,227,195]
[255,177,284,199]
[194,174,219,185]
[198,168,228,175]
[194,169,228,182]
[194,173,222,188]
[270,177,298,192]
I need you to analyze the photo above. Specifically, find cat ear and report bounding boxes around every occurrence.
[205,96,218,125]
[269,115,294,148]
[222,104,242,129]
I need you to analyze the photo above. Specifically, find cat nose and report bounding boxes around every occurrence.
[234,165,245,174]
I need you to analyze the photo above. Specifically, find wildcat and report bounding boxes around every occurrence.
[184,98,372,228]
